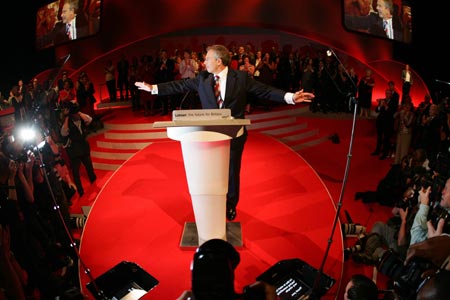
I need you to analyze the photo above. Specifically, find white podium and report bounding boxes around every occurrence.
[154,110,250,247]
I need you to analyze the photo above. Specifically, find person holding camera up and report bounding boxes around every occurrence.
[409,177,450,246]
[60,102,96,197]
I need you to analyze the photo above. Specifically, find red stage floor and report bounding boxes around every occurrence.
[78,132,343,299]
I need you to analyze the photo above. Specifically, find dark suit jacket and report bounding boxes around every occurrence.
[345,13,403,41]
[157,68,287,120]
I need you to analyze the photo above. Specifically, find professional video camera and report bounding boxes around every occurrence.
[191,239,246,300]
[376,249,435,300]
[59,101,80,115]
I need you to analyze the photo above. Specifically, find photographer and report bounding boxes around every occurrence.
[348,185,416,265]
[410,177,450,246]
[177,239,278,300]
[60,102,97,197]
[404,235,450,299]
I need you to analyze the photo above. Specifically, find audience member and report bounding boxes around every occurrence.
[414,104,444,160]
[129,63,141,111]
[104,59,117,102]
[357,68,375,118]
[58,79,76,106]
[178,49,199,109]
[57,71,74,92]
[401,64,413,100]
[116,53,130,101]
[9,86,27,126]
[393,101,414,164]
[76,71,95,114]
[154,49,176,115]
[372,87,398,160]
[254,52,277,111]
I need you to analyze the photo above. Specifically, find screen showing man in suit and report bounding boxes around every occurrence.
[35,0,102,50]
[343,0,412,43]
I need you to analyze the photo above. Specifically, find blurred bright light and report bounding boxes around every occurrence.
[18,127,36,143]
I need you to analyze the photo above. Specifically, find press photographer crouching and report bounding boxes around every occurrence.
[177,239,277,300]
[373,176,450,299]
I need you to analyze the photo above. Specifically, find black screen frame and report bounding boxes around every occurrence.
[342,0,412,44]
[35,0,102,51]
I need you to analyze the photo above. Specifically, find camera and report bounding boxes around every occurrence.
[427,202,450,234]
[412,170,446,206]
[377,249,435,300]
[191,239,242,300]
[60,101,80,115]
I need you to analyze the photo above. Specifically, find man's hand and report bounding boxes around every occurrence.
[62,107,70,116]
[135,81,152,92]
[418,186,431,206]
[293,89,314,103]
[427,219,445,238]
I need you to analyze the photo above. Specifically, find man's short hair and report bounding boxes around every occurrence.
[207,45,231,67]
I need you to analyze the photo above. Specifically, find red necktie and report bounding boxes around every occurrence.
[214,75,223,108]
[66,24,72,39]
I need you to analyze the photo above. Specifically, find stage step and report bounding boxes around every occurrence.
[88,105,326,172]
[104,130,167,140]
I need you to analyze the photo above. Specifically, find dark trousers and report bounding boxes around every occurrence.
[106,79,117,101]
[375,125,393,156]
[68,150,96,194]
[227,131,247,209]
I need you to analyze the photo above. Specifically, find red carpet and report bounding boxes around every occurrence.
[69,105,398,299]
[78,132,343,299]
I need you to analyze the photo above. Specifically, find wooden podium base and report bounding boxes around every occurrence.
[180,222,243,248]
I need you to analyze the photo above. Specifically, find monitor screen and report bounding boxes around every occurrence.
[35,0,102,50]
[343,0,412,43]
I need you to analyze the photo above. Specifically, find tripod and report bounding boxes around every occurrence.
[311,48,359,299]
[32,140,108,299]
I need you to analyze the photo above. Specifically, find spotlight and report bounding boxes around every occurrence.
[326,49,333,57]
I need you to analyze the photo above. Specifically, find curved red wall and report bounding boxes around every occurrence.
[45,0,426,106]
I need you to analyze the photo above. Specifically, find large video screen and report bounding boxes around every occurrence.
[343,0,412,43]
[36,0,102,50]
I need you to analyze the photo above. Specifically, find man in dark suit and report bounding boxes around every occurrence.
[136,44,314,220]
[52,0,89,45]
[373,88,399,160]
